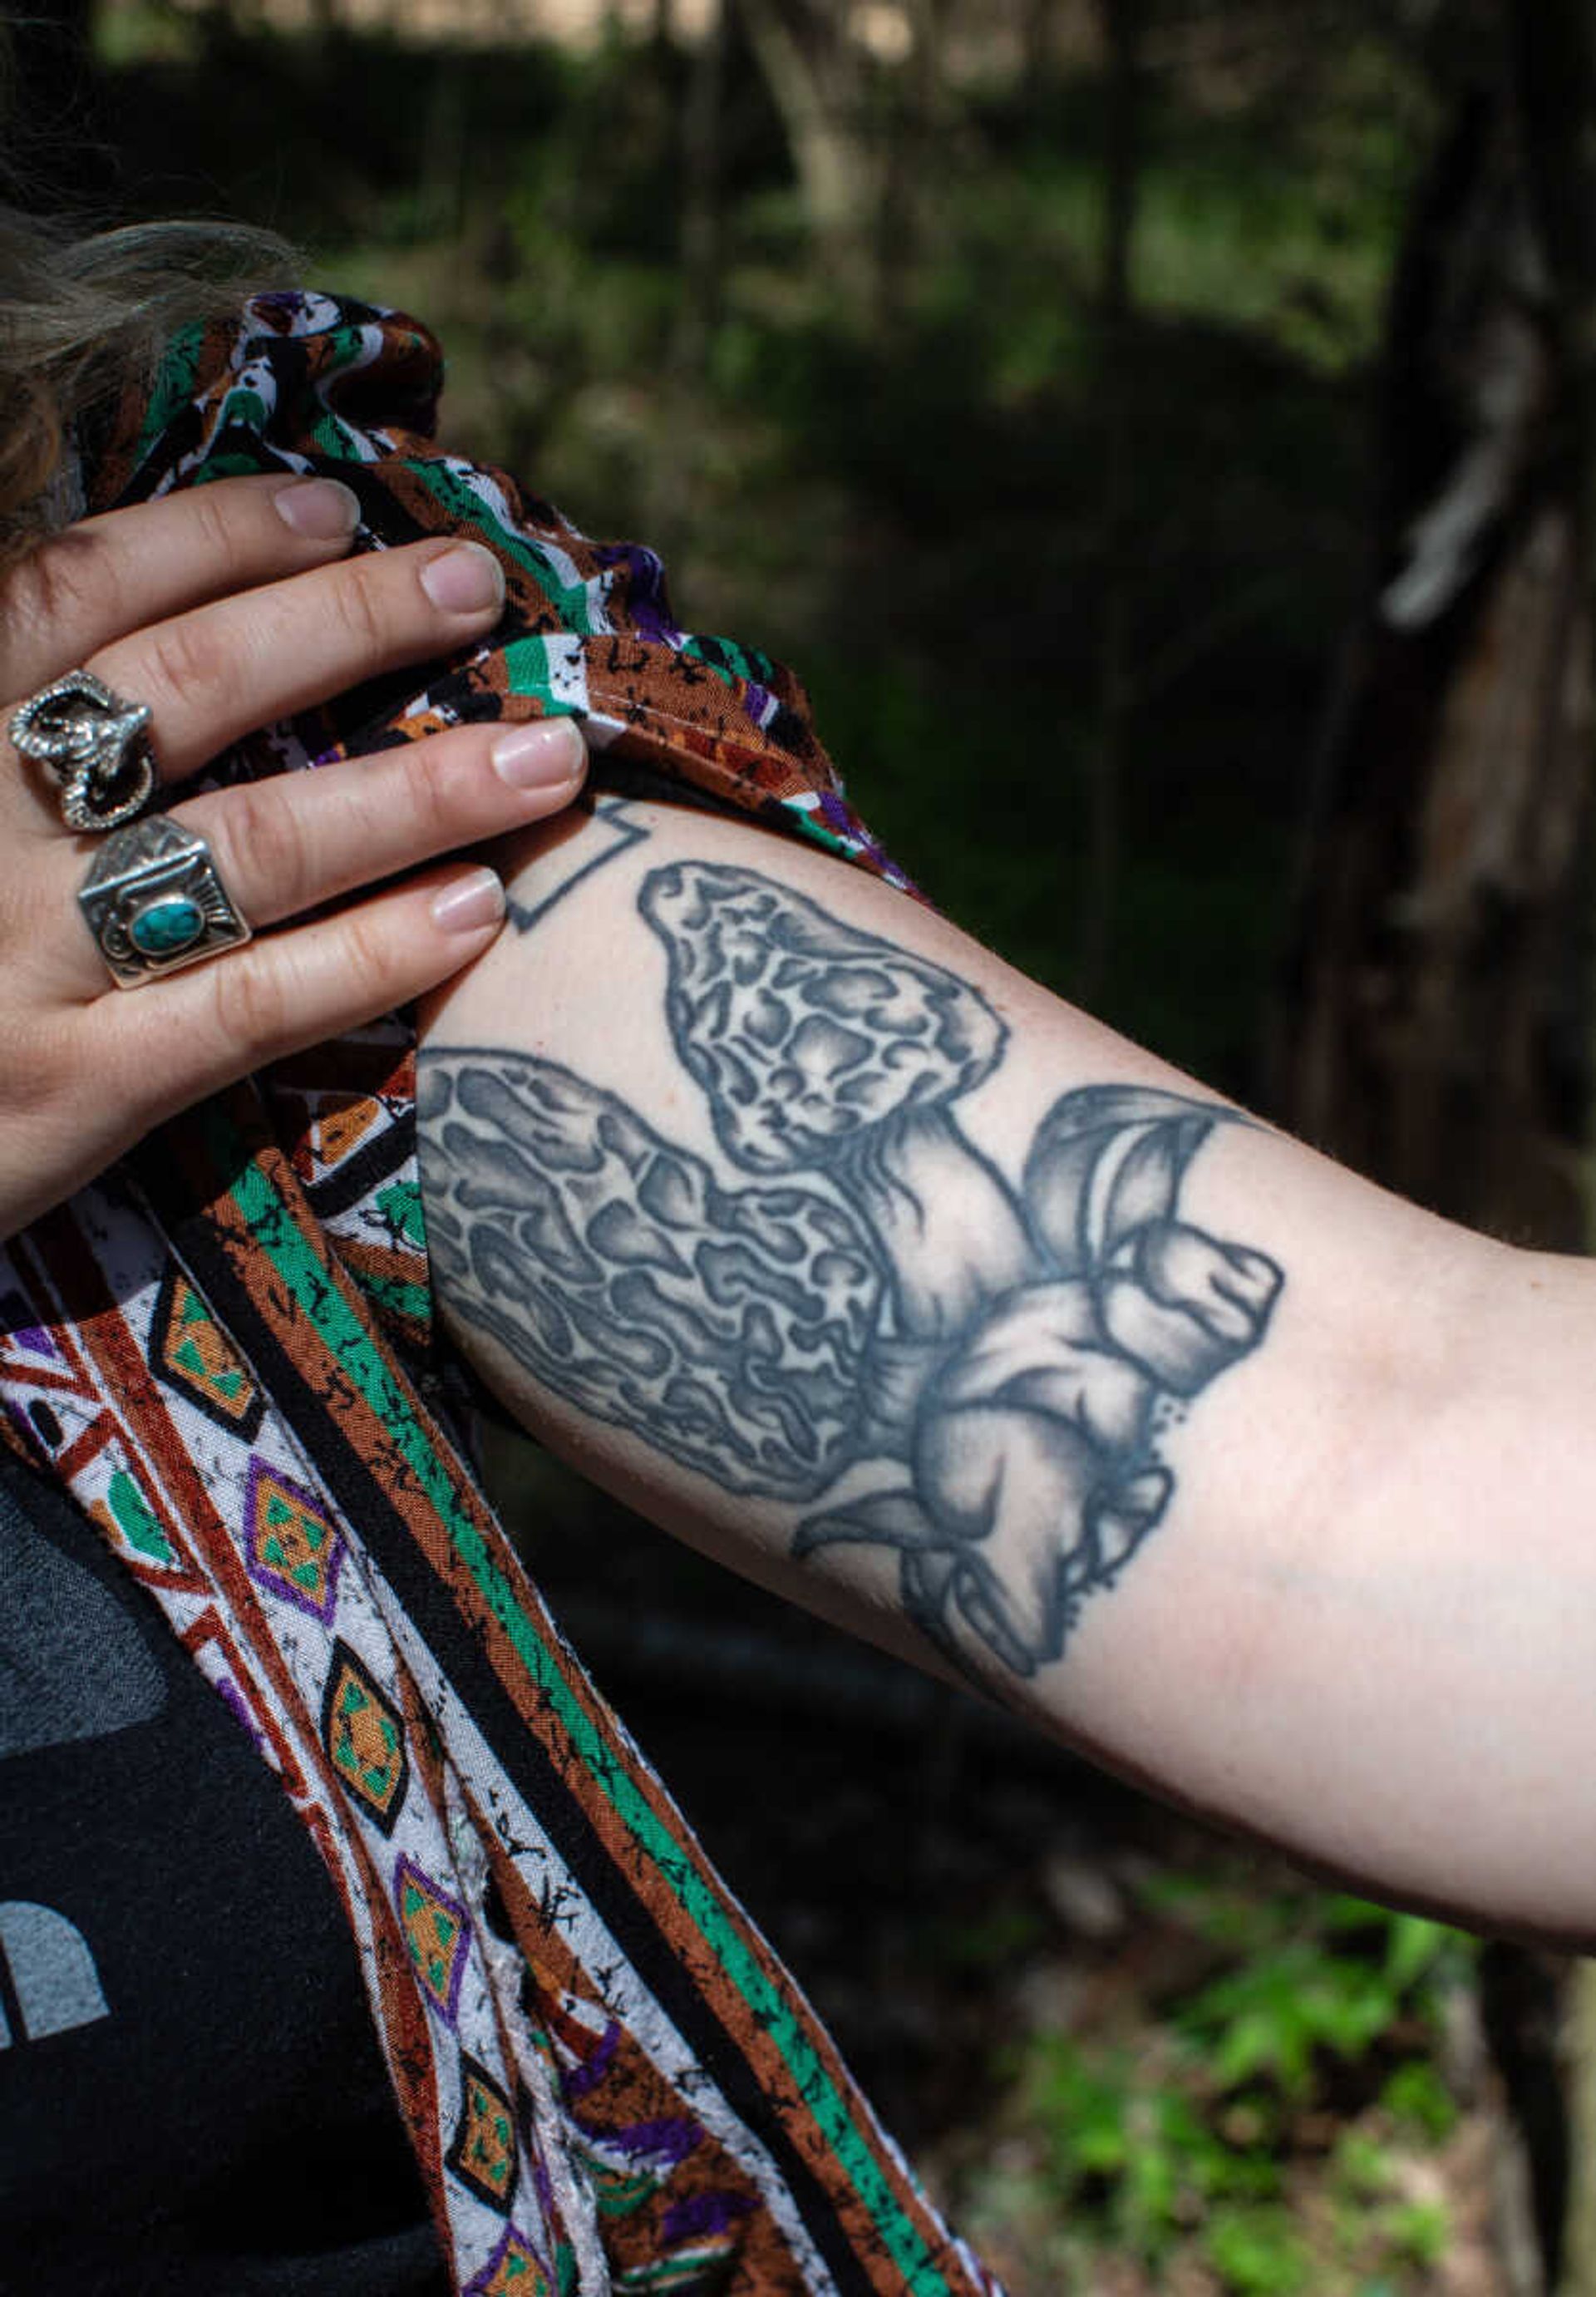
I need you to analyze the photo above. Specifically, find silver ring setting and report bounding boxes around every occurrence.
[80,816,251,988]
[12,669,159,831]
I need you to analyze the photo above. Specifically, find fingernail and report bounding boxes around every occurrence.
[491,717,586,791]
[273,477,361,540]
[421,541,505,616]
[431,866,505,935]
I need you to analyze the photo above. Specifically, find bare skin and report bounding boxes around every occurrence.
[420,794,1596,1949]
[0,472,587,1240]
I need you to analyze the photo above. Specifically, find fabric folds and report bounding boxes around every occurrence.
[0,292,998,2297]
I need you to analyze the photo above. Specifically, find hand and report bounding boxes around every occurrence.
[0,471,587,1240]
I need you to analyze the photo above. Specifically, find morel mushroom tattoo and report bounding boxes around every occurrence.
[421,863,1283,1681]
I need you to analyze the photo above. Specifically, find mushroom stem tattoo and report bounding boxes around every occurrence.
[421,861,1284,1683]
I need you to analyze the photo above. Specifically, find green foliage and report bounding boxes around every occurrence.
[968,1876,1474,2294]
[1203,2203,1312,2295]
[93,6,1433,1102]
[1171,1894,1464,2101]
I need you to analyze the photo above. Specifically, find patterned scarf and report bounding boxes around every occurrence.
[0,292,1000,2296]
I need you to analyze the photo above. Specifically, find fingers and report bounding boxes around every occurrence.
[186,716,588,936]
[80,535,508,796]
[40,715,588,1003]
[82,861,520,1146]
[0,474,364,704]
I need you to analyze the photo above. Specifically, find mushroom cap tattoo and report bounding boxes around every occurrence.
[423,862,1283,1682]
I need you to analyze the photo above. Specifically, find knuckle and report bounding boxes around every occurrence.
[207,944,290,1056]
[185,481,244,571]
[2,529,106,663]
[0,1013,65,1117]
[140,611,230,711]
[338,905,397,1006]
[397,743,458,846]
[330,557,392,657]
[210,777,312,916]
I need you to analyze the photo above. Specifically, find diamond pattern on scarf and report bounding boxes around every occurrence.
[463,2224,550,2295]
[446,2054,520,2214]
[395,1853,470,2024]
[245,1459,346,1623]
[150,1269,264,1439]
[321,1639,409,1836]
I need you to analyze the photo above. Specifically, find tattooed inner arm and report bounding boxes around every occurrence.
[418,796,1596,1942]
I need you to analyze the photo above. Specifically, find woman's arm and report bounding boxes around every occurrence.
[418,791,1596,1945]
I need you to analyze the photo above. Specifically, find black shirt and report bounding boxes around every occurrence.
[0,1448,449,2295]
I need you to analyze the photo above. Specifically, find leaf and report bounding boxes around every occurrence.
[1383,1912,1451,1992]
[1203,2203,1310,2296]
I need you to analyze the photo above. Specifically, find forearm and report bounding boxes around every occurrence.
[417,795,1596,1942]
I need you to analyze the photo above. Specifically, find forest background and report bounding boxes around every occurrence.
[25,0,1596,2290]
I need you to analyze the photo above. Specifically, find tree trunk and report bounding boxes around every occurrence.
[1271,60,1589,1250]
[873,0,948,333]
[737,0,874,304]
[646,0,730,561]
[1510,15,1596,2286]
[1078,0,1145,1003]
[1274,11,1596,2290]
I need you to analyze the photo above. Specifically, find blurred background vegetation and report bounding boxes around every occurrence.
[25,0,1596,2286]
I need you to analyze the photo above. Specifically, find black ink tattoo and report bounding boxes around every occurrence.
[506,794,648,936]
[421,863,1283,1681]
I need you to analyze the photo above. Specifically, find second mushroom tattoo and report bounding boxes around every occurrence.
[421,860,1284,1683]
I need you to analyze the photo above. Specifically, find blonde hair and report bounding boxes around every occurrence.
[0,205,296,562]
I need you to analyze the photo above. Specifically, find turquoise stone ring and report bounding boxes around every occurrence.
[129,897,205,959]
[78,816,250,988]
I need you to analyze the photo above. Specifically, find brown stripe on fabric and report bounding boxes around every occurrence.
[184,1123,968,2295]
[483,1829,810,2297]
[28,1184,451,2226]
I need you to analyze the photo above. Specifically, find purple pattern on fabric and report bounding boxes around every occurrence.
[594,541,683,650]
[660,2187,758,2244]
[530,2140,557,2231]
[815,789,859,831]
[559,2016,621,2100]
[0,1295,59,1357]
[214,1675,267,1752]
[462,2223,549,2296]
[610,2115,703,2169]
[393,1851,472,2026]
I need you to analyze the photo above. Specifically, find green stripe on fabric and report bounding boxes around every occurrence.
[616,2250,735,2292]
[194,452,269,483]
[133,320,205,467]
[376,1181,427,1250]
[350,1269,431,1325]
[503,635,583,712]
[679,634,776,688]
[214,384,270,435]
[109,1468,175,1564]
[221,1130,957,2295]
[786,811,857,860]
[403,461,599,634]
[313,410,363,459]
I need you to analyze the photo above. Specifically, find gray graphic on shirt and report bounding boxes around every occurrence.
[0,1902,109,2046]
[0,1486,165,1761]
